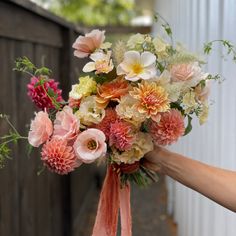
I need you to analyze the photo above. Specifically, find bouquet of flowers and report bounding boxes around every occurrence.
[1,28,225,236]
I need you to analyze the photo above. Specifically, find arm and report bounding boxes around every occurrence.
[145,146,236,212]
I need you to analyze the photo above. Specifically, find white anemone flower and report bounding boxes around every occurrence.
[117,51,157,82]
[83,51,114,74]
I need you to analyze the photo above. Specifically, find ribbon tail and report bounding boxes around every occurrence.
[92,166,120,236]
[120,182,132,236]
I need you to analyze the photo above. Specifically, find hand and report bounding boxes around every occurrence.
[143,146,173,174]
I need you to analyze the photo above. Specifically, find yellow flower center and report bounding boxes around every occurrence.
[131,63,143,74]
[87,139,97,150]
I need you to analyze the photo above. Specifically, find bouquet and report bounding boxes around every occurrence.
[2,28,231,235]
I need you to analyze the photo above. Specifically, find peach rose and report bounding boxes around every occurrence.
[195,80,211,102]
[53,106,80,143]
[170,62,202,83]
[28,111,53,147]
[72,29,105,58]
[73,128,107,163]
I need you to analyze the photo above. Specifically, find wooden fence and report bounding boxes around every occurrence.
[0,1,99,235]
[0,1,152,235]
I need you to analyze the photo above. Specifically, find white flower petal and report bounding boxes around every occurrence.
[90,52,105,61]
[139,72,152,80]
[141,52,156,67]
[124,51,141,64]
[125,75,140,82]
[116,64,126,75]
[83,62,96,72]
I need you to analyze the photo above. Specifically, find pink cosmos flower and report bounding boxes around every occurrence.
[95,108,118,139]
[28,110,53,147]
[41,138,81,175]
[149,109,185,146]
[53,106,80,144]
[72,29,105,58]
[73,129,107,163]
[109,120,134,151]
[27,76,63,110]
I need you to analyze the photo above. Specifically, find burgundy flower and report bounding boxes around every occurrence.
[27,76,63,109]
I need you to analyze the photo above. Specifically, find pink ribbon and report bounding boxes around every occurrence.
[92,166,132,236]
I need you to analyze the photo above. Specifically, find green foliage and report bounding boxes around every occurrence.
[204,40,236,62]
[14,57,52,76]
[154,12,173,44]
[51,0,135,26]
[0,114,28,169]
[184,115,193,136]
[120,166,159,187]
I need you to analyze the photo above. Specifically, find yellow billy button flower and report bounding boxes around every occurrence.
[130,81,170,121]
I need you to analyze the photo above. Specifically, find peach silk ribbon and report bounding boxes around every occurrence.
[92,166,132,236]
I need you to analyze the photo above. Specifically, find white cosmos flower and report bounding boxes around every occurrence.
[117,51,157,82]
[83,51,114,74]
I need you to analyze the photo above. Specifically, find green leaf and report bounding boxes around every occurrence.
[35,67,52,76]
[184,115,193,136]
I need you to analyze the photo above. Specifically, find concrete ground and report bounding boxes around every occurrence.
[75,176,177,236]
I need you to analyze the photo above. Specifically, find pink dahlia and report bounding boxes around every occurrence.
[41,138,81,175]
[27,76,63,110]
[95,108,118,139]
[149,109,185,146]
[109,120,134,151]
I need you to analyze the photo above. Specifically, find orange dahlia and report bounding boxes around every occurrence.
[96,76,130,108]
[41,138,81,175]
[130,81,170,120]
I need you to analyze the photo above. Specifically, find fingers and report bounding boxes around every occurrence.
[142,159,161,172]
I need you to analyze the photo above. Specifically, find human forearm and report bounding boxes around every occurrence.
[146,147,236,212]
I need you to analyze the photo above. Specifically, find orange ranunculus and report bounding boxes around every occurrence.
[130,81,170,121]
[96,76,130,108]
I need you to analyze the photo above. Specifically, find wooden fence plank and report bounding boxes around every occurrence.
[0,38,20,236]
[0,2,62,47]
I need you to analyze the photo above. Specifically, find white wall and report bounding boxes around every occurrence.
[153,1,236,236]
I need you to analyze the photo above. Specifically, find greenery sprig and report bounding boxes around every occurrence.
[14,56,52,76]
[204,40,236,62]
[0,114,28,168]
[154,12,173,45]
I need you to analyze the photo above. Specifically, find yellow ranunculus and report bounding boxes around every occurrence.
[69,76,97,100]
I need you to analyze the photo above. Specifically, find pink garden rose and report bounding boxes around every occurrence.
[28,110,53,147]
[170,62,202,83]
[73,128,107,163]
[72,29,105,58]
[53,106,80,143]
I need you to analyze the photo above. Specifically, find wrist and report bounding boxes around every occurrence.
[152,146,174,174]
